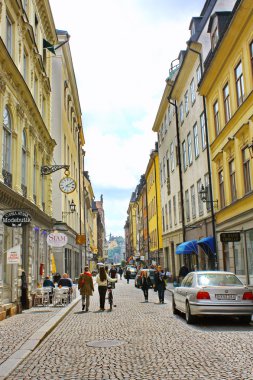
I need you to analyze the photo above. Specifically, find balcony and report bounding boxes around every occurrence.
[2,169,12,188]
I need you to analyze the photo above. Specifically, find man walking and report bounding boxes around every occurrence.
[78,266,94,312]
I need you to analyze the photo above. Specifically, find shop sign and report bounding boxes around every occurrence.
[7,245,21,264]
[76,234,86,245]
[2,211,31,227]
[47,232,68,247]
[220,232,241,243]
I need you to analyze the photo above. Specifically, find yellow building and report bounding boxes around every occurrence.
[127,196,137,262]
[199,0,253,284]
[0,0,57,311]
[145,145,163,266]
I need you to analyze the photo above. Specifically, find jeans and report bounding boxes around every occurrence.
[157,284,165,302]
[98,286,107,309]
[82,295,90,309]
[142,287,148,300]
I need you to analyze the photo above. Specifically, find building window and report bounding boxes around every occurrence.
[250,41,253,74]
[169,200,172,228]
[164,114,167,134]
[190,78,196,105]
[162,207,165,233]
[33,147,37,202]
[184,91,189,115]
[229,159,237,201]
[235,61,245,106]
[21,130,27,186]
[166,151,170,195]
[3,106,12,174]
[185,189,190,222]
[193,123,199,158]
[211,27,219,50]
[213,100,220,136]
[165,204,168,230]
[179,102,184,124]
[223,82,231,124]
[196,64,202,84]
[168,107,172,124]
[178,191,182,223]
[190,185,196,218]
[170,142,175,172]
[242,147,251,194]
[200,112,206,149]
[219,170,225,208]
[197,179,204,216]
[160,162,163,186]
[163,156,166,184]
[34,75,38,103]
[6,15,13,56]
[187,133,193,165]
[173,195,177,226]
[182,140,187,171]
[34,14,39,44]
[23,50,27,81]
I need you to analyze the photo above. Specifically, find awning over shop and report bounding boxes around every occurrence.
[176,240,198,255]
[197,236,215,256]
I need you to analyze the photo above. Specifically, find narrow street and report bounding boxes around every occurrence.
[4,280,253,380]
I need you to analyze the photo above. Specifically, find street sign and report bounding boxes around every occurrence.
[2,211,31,227]
[47,232,68,247]
[220,232,241,243]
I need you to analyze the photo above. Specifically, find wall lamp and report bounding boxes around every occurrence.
[62,199,76,219]
[248,138,253,159]
[199,185,218,207]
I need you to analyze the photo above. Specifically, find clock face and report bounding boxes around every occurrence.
[59,176,76,194]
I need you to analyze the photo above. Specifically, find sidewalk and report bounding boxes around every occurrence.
[0,295,80,380]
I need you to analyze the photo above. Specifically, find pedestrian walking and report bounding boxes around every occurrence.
[154,266,167,304]
[140,271,152,302]
[109,265,117,288]
[119,267,123,280]
[95,266,117,311]
[178,265,189,283]
[125,268,131,284]
[78,266,94,312]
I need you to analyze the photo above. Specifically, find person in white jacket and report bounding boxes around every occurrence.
[96,266,117,311]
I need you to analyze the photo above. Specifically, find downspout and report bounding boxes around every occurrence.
[153,152,160,265]
[78,127,82,269]
[188,47,217,269]
[169,100,186,242]
[145,180,150,263]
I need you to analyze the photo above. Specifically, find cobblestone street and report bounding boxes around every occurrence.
[4,280,253,380]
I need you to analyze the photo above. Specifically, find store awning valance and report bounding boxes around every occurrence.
[176,240,198,255]
[197,236,215,256]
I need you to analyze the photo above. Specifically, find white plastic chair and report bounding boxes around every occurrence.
[53,287,69,306]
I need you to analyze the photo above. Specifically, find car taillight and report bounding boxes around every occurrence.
[243,292,253,300]
[197,291,210,300]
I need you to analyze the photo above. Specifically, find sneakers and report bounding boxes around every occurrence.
[85,309,89,312]
[82,304,85,311]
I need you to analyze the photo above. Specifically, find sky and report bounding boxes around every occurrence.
[50,0,204,237]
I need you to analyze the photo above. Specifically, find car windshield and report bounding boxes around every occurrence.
[197,273,243,287]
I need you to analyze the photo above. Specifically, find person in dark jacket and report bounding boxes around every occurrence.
[58,273,73,288]
[125,268,131,284]
[154,266,167,304]
[178,265,189,283]
[140,271,152,302]
[43,276,55,288]
[78,266,94,312]
[119,267,123,280]
[53,273,61,284]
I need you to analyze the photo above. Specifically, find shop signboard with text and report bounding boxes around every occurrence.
[47,232,68,247]
[2,211,31,227]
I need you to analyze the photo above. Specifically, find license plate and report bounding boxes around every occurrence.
[216,294,236,300]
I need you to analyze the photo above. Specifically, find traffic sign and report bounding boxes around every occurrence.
[220,232,241,243]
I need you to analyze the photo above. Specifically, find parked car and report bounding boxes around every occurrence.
[135,269,156,288]
[124,266,137,279]
[172,271,253,324]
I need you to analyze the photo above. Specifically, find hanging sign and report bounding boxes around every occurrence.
[2,211,31,227]
[47,232,68,247]
[7,245,21,264]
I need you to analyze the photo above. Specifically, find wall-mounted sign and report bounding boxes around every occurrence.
[76,234,86,245]
[2,211,31,227]
[220,232,241,243]
[47,232,68,247]
[7,245,21,264]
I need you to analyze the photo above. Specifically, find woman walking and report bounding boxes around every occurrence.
[78,266,94,312]
[96,266,117,311]
[154,266,167,304]
[140,271,152,302]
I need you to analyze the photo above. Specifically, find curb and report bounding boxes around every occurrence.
[0,296,81,380]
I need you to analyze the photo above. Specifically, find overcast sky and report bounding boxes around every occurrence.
[50,0,204,237]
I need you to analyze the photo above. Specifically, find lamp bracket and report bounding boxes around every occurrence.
[41,165,70,176]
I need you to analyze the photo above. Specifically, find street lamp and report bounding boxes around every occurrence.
[199,185,218,207]
[62,199,76,219]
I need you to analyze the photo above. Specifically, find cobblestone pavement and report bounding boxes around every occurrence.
[0,306,61,365]
[6,280,253,380]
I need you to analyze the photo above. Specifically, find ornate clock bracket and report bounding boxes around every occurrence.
[41,165,70,176]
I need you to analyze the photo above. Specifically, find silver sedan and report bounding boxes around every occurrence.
[172,271,253,324]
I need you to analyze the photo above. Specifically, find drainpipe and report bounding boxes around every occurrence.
[168,100,186,242]
[78,127,82,270]
[153,151,160,264]
[145,180,150,263]
[188,46,217,269]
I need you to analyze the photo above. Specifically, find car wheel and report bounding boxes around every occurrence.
[172,296,178,315]
[185,301,195,324]
[239,315,252,324]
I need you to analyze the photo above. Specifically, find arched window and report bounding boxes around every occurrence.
[3,106,12,175]
[22,129,27,185]
[33,146,37,203]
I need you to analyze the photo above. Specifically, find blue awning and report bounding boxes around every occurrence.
[176,240,198,255]
[197,236,215,256]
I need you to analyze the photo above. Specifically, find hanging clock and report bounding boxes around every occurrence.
[59,175,76,194]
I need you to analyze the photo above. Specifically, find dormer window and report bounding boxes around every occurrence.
[211,27,219,50]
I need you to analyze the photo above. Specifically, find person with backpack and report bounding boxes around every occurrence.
[140,271,152,302]
[78,266,94,312]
